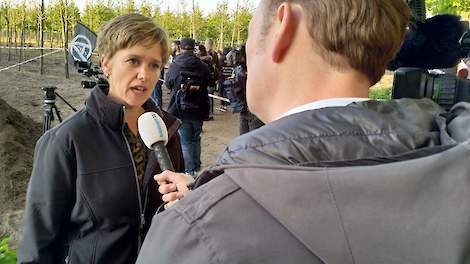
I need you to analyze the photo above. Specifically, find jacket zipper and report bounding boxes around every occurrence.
[121,106,146,252]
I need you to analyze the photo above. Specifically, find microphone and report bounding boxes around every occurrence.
[138,112,174,171]
[388,14,466,70]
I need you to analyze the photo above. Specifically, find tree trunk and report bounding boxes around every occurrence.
[40,0,45,74]
[60,0,69,79]
[219,16,225,50]
[19,5,26,71]
[230,0,239,47]
[14,24,17,54]
[6,13,11,61]
[0,25,3,61]
[191,0,196,40]
[49,30,53,48]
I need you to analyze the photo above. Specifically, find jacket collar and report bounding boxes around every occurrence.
[85,86,181,138]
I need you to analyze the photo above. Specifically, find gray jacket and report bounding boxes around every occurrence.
[137,99,470,264]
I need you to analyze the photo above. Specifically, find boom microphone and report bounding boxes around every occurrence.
[138,112,174,171]
[388,14,467,70]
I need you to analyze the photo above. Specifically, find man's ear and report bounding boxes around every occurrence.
[272,3,298,63]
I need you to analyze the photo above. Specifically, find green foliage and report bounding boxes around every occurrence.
[0,0,256,49]
[369,87,392,100]
[0,237,17,264]
[426,0,470,16]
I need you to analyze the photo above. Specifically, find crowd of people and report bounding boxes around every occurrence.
[16,0,470,263]
[153,36,264,175]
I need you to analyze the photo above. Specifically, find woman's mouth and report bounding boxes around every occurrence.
[130,86,147,94]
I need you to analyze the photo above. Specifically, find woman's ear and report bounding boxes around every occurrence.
[100,55,110,77]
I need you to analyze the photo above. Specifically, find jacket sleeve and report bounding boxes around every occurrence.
[136,209,216,264]
[17,132,76,264]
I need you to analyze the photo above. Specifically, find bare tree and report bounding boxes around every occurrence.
[0,5,3,61]
[191,0,195,39]
[39,0,44,74]
[59,0,69,78]
[4,1,12,61]
[230,0,240,47]
[18,1,26,71]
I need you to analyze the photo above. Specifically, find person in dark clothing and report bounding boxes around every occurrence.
[17,14,184,264]
[151,67,165,108]
[228,44,264,134]
[198,43,217,120]
[138,1,470,263]
[170,40,181,62]
[166,38,210,176]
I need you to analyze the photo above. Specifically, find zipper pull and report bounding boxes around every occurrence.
[140,213,146,227]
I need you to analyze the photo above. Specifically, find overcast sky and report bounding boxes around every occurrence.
[74,0,260,14]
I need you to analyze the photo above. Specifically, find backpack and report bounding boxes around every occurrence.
[175,70,206,115]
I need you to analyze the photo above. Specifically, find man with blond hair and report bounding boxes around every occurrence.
[137,0,470,263]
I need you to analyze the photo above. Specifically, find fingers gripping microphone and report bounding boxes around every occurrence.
[138,112,174,171]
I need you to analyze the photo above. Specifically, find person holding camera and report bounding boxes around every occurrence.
[18,14,184,264]
[138,0,470,263]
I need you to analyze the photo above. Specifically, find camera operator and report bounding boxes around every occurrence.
[138,0,470,263]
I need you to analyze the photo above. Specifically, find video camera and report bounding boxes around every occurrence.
[390,0,470,110]
[69,22,109,90]
[74,60,109,90]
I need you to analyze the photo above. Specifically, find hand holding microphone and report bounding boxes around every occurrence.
[138,112,194,208]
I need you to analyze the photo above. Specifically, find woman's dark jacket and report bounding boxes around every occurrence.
[17,86,184,264]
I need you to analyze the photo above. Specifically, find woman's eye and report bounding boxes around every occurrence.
[150,63,160,70]
[127,58,139,65]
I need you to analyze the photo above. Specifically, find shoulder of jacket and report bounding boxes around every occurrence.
[171,175,241,224]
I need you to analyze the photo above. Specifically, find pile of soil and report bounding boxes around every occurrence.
[0,98,41,237]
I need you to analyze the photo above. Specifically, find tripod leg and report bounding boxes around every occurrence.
[42,108,52,135]
[54,105,63,122]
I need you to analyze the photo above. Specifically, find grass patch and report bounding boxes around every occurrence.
[369,87,391,100]
[369,72,393,100]
[0,237,16,264]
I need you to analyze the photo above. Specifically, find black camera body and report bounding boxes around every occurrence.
[390,3,470,110]
[393,68,470,110]
[74,60,109,90]
[42,86,57,104]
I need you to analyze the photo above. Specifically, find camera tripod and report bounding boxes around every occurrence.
[42,86,78,135]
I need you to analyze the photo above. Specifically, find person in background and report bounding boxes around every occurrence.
[166,38,210,176]
[151,66,165,108]
[17,13,184,264]
[232,45,264,134]
[170,40,181,62]
[197,44,217,120]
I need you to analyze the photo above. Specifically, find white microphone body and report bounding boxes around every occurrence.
[138,112,174,172]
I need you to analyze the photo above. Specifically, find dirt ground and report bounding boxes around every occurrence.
[0,49,239,239]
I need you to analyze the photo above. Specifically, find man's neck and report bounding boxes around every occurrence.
[264,68,370,122]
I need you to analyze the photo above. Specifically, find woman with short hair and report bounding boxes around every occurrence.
[18,13,184,264]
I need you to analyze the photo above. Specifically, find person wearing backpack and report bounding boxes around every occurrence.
[166,38,211,176]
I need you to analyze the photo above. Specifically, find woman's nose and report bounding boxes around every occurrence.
[137,66,150,81]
